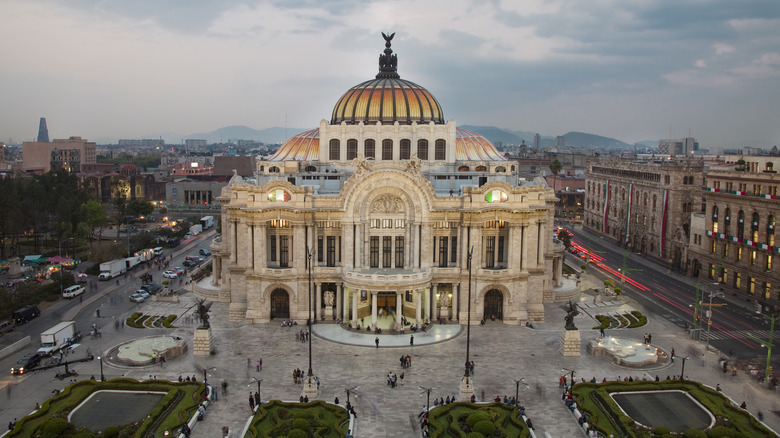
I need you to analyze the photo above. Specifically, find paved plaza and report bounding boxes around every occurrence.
[8,271,780,437]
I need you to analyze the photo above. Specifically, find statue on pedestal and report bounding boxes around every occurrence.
[197,299,212,329]
[564,300,579,331]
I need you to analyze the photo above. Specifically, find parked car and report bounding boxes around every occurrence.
[183,260,197,268]
[162,270,178,279]
[135,290,151,299]
[11,353,41,374]
[171,267,185,276]
[0,320,16,336]
[129,293,146,303]
[199,248,211,256]
[140,283,162,294]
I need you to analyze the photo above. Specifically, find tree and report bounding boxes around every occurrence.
[549,159,562,176]
[81,200,107,246]
[556,229,572,249]
[128,200,154,218]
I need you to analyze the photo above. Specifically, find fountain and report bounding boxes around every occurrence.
[587,336,661,367]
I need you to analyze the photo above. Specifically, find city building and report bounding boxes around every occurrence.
[658,137,699,156]
[583,157,703,269]
[686,162,779,313]
[198,35,562,326]
[22,136,96,174]
[37,117,49,142]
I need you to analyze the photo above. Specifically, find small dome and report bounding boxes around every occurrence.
[330,33,444,125]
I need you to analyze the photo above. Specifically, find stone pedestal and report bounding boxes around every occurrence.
[458,375,475,401]
[560,329,581,357]
[325,305,333,319]
[193,327,213,356]
[7,257,21,279]
[302,375,319,399]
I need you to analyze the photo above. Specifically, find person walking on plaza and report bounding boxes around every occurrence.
[249,393,255,411]
[254,391,260,406]
[410,334,414,346]
[375,337,379,348]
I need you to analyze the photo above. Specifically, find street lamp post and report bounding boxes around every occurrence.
[513,378,527,407]
[562,369,575,389]
[58,238,73,296]
[307,246,313,379]
[97,355,105,381]
[680,356,690,381]
[345,386,359,405]
[250,378,262,405]
[704,283,723,352]
[203,366,216,385]
[419,386,433,416]
[458,246,476,401]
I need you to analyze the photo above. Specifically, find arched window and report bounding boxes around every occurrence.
[305,165,316,172]
[653,194,657,209]
[434,139,446,160]
[712,206,719,233]
[364,139,375,159]
[382,139,393,160]
[458,166,470,172]
[347,139,358,160]
[269,166,280,173]
[399,139,411,160]
[417,139,429,160]
[737,210,745,239]
[724,208,731,234]
[643,193,648,206]
[329,139,340,160]
[495,166,506,173]
[752,212,760,241]
[475,165,487,172]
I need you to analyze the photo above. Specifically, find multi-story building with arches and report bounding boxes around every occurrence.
[198,35,562,327]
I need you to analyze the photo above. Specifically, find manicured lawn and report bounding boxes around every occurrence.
[8,378,204,437]
[427,402,529,437]
[572,380,773,437]
[246,400,350,438]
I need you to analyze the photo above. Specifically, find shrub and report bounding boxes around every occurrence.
[103,425,120,437]
[683,429,707,438]
[72,433,98,438]
[614,287,622,295]
[707,426,739,437]
[473,420,496,435]
[288,429,308,438]
[653,426,671,435]
[292,418,310,432]
[466,412,490,428]
[604,280,612,287]
[467,433,485,438]
[40,419,73,438]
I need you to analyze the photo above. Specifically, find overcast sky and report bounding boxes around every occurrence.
[1,0,779,150]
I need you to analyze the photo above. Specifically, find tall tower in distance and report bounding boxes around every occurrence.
[37,117,49,142]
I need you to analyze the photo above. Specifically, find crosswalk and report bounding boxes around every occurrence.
[700,329,777,343]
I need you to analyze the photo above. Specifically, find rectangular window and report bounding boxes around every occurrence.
[736,247,742,261]
[764,282,772,299]
[382,139,393,160]
[280,236,289,268]
[439,237,448,267]
[382,236,392,267]
[364,139,375,159]
[709,263,715,279]
[370,236,379,268]
[750,250,756,265]
[417,139,428,160]
[327,236,336,267]
[329,139,340,160]
[435,139,446,160]
[749,277,755,294]
[734,272,741,289]
[317,236,324,263]
[400,139,411,160]
[710,240,716,253]
[450,236,457,264]
[395,237,404,268]
[270,235,277,262]
[767,255,773,270]
[347,139,358,160]
[497,236,505,263]
[722,242,728,257]
[338,236,342,263]
[485,236,495,268]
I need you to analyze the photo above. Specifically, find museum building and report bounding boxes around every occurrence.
[199,35,562,327]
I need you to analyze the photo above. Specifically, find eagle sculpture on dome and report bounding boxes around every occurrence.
[378,32,398,77]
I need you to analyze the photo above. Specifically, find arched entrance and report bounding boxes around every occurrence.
[270,289,290,319]
[483,289,503,321]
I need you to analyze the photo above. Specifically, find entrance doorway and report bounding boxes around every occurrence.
[483,289,503,321]
[376,291,397,313]
[270,289,290,319]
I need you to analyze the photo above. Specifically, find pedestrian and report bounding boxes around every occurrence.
[249,393,255,410]
[247,357,251,368]
[599,327,605,337]
[222,381,228,395]
[410,334,414,346]
[254,391,260,406]
[375,337,379,348]
[256,360,261,371]
[345,429,353,438]
[648,333,652,343]
[670,348,675,363]
[259,358,263,370]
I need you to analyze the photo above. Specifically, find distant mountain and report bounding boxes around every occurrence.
[559,131,632,150]
[460,125,525,146]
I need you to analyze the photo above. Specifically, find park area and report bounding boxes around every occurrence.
[572,380,773,437]
[7,379,205,437]
[427,402,530,437]
[245,400,350,437]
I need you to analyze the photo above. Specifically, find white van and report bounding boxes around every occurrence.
[62,285,86,299]
[153,247,164,256]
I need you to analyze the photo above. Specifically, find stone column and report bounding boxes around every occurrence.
[521,224,529,270]
[395,291,402,328]
[432,284,438,320]
[556,255,564,287]
[452,285,459,321]
[352,290,358,325]
[255,222,266,272]
[416,290,422,322]
[421,223,433,268]
[371,292,378,330]
[510,224,521,272]
[336,283,343,320]
[243,221,252,268]
[345,224,354,269]
[294,224,306,269]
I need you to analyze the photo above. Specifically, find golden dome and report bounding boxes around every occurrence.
[330,33,444,125]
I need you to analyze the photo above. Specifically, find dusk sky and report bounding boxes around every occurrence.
[2,0,779,150]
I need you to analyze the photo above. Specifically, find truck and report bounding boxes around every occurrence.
[189,224,203,235]
[135,248,154,262]
[98,259,126,280]
[37,321,76,356]
[125,256,141,270]
[201,216,214,229]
